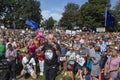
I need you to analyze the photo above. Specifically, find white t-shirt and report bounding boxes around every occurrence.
[22,57,36,73]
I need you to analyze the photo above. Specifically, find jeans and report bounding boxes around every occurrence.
[45,64,58,80]
[39,60,44,73]
[8,60,16,80]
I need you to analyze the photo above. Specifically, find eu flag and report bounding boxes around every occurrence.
[105,9,115,27]
[25,18,39,29]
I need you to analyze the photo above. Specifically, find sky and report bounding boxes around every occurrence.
[39,0,118,21]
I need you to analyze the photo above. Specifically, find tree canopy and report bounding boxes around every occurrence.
[113,1,120,30]
[59,3,79,29]
[59,0,115,30]
[0,0,42,29]
[45,17,56,29]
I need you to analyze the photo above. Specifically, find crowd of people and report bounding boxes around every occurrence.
[0,28,120,80]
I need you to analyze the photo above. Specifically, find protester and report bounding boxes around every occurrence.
[6,37,17,49]
[0,38,6,60]
[0,28,120,80]
[18,53,37,80]
[27,39,36,57]
[76,67,91,80]
[104,47,120,80]
[65,47,76,80]
[37,50,44,76]
[38,33,61,80]
[5,44,17,80]
[59,42,68,73]
[90,46,101,80]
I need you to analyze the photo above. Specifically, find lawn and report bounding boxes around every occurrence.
[20,73,63,80]
[19,73,80,80]
[37,73,63,80]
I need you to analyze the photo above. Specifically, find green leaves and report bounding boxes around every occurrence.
[45,17,56,29]
[59,3,79,29]
[113,1,120,30]
[0,0,42,29]
[60,0,110,30]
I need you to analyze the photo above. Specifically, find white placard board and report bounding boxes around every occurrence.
[66,30,71,34]
[22,30,25,33]
[72,31,76,35]
[96,27,105,32]
[1,25,5,29]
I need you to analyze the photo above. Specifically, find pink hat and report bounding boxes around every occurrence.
[37,30,45,38]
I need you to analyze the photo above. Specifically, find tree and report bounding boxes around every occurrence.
[59,1,111,30]
[45,17,55,29]
[0,0,42,29]
[79,0,110,29]
[113,1,120,30]
[59,3,79,29]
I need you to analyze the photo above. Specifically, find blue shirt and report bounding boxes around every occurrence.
[60,46,67,56]
[85,74,91,80]
[98,41,107,52]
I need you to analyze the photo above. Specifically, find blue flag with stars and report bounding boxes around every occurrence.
[105,9,115,27]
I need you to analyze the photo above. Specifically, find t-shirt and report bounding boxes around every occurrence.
[89,48,96,58]
[22,57,36,73]
[80,47,89,55]
[85,74,91,80]
[42,42,61,66]
[66,51,76,64]
[60,46,67,56]
[0,43,5,55]
[107,56,119,78]
[28,43,36,55]
[38,51,44,61]
[33,40,39,47]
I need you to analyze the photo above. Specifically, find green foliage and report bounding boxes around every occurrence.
[0,0,42,29]
[113,1,120,30]
[60,0,111,30]
[45,17,56,29]
[59,3,79,29]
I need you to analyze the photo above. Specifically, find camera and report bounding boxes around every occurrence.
[24,66,28,71]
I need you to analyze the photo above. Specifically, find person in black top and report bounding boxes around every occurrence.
[38,33,61,80]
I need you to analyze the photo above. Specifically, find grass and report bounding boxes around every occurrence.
[19,72,80,80]
[37,73,63,80]
[21,73,63,80]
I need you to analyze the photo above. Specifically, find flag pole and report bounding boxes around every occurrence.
[104,8,107,27]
